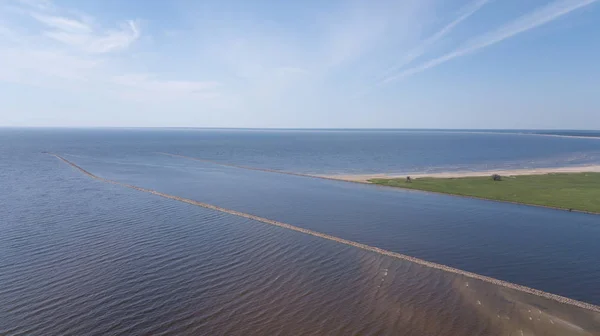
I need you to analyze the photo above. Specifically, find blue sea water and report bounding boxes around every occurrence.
[1,128,600,335]
[8,128,600,174]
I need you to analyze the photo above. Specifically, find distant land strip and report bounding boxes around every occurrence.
[50,153,600,313]
[157,152,600,215]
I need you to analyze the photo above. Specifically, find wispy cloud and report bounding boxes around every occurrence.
[84,20,140,53]
[31,13,92,33]
[16,0,54,11]
[382,0,598,83]
[1,0,598,127]
[323,0,432,68]
[31,11,140,53]
[0,0,219,102]
[0,48,99,84]
[378,0,490,79]
[112,74,220,95]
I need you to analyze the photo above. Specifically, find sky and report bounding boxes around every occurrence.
[0,0,599,129]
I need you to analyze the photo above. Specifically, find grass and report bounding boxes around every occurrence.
[369,173,600,214]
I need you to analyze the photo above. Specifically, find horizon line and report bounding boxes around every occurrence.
[1,126,599,132]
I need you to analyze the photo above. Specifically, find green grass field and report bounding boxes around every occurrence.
[369,173,600,214]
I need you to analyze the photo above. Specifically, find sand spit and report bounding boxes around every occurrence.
[158,152,600,183]
[49,153,600,314]
[158,152,600,215]
[319,166,600,182]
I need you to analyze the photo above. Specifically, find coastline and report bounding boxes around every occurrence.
[318,165,600,182]
[159,152,600,214]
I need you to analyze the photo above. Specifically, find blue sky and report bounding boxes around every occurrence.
[0,0,598,129]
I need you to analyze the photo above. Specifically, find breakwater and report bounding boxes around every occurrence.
[156,152,366,183]
[50,153,600,313]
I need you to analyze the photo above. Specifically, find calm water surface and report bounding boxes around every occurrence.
[1,129,600,335]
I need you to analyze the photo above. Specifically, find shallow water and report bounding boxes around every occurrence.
[1,128,600,335]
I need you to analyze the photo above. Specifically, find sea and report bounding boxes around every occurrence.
[1,128,600,335]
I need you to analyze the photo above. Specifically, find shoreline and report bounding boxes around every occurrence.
[158,153,600,214]
[318,165,600,182]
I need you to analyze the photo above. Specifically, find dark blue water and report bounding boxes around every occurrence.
[2,128,600,335]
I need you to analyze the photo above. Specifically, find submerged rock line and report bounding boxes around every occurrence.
[51,153,600,313]
[156,152,367,184]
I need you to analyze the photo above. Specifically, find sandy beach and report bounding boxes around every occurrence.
[319,165,600,183]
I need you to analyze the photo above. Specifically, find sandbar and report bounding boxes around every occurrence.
[319,165,600,183]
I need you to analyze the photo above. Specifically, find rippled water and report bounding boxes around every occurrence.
[2,128,600,335]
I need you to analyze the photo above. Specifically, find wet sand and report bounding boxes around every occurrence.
[455,276,600,335]
[319,165,600,182]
